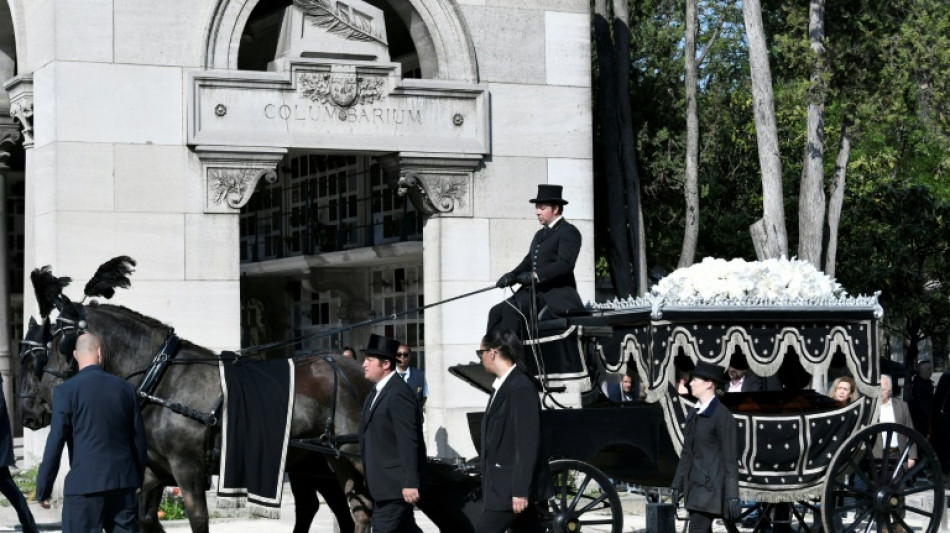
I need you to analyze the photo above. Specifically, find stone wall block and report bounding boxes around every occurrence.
[55,211,185,282]
[54,142,116,213]
[460,6,545,84]
[473,157,545,219]
[488,218,538,277]
[547,157,594,221]
[115,144,187,213]
[52,63,184,145]
[115,0,209,67]
[439,218,489,281]
[185,213,239,281]
[489,84,592,158]
[545,12,591,87]
[31,143,56,216]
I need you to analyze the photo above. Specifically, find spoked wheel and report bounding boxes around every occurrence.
[542,459,623,533]
[723,501,823,533]
[821,422,945,533]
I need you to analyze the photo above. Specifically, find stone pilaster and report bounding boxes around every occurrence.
[194,146,287,213]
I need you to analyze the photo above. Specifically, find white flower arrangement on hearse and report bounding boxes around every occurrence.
[651,257,845,301]
[592,256,883,311]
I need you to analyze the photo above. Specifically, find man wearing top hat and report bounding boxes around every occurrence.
[358,334,426,532]
[487,184,584,336]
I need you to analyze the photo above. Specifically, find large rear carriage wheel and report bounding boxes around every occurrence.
[821,422,945,533]
[542,459,623,533]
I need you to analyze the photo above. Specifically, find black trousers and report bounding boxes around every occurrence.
[64,487,138,533]
[0,466,37,533]
[371,499,422,533]
[476,505,545,533]
[687,510,717,533]
[486,288,535,336]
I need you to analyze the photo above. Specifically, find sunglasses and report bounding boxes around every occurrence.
[396,352,410,358]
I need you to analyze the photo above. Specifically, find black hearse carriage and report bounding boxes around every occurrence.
[451,293,946,533]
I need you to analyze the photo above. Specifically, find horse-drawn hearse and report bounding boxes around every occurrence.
[16,257,947,533]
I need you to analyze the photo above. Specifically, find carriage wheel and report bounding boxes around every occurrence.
[821,422,945,533]
[542,459,623,533]
[723,501,823,533]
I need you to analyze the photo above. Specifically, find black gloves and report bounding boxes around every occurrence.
[516,272,534,285]
[670,488,681,507]
[726,497,741,522]
[496,274,513,288]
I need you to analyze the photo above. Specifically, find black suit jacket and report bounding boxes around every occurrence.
[508,218,583,316]
[36,365,147,499]
[0,373,15,466]
[359,373,425,501]
[480,368,553,511]
[671,397,738,516]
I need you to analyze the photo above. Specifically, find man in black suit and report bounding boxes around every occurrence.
[477,330,553,533]
[36,332,147,532]
[487,184,584,336]
[358,334,425,533]
[395,343,428,407]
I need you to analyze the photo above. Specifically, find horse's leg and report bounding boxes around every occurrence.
[174,468,210,533]
[289,471,319,533]
[314,474,355,533]
[327,457,372,533]
[139,468,166,533]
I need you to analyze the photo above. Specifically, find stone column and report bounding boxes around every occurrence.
[380,152,490,458]
[0,117,20,426]
[4,75,37,464]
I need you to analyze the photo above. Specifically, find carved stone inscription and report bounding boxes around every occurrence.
[188,64,489,155]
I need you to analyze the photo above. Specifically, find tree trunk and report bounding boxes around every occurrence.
[823,117,851,278]
[742,0,788,259]
[799,0,827,267]
[611,0,645,295]
[679,0,700,269]
[594,0,637,298]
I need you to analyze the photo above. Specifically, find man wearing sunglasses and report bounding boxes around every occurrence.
[394,344,428,407]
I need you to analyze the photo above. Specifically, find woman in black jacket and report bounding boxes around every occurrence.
[475,330,553,533]
[671,362,740,533]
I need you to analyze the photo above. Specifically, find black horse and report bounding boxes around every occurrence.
[18,287,372,533]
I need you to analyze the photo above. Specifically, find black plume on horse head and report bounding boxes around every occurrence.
[30,266,72,318]
[84,255,136,300]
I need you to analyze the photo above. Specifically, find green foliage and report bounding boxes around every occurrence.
[13,466,36,496]
[159,487,187,520]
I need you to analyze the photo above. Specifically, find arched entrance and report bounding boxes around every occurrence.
[193,0,489,455]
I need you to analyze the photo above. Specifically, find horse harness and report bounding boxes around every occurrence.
[289,355,361,459]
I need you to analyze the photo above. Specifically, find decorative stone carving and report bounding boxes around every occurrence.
[4,76,34,148]
[398,173,468,215]
[298,73,386,108]
[380,153,482,217]
[194,146,287,213]
[294,0,387,46]
[0,120,22,168]
[207,167,277,209]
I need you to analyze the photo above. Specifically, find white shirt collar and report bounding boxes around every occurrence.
[374,370,397,395]
[695,396,715,414]
[492,364,517,392]
[545,215,563,230]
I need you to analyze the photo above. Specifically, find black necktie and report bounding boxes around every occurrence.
[364,389,377,414]
[399,372,407,381]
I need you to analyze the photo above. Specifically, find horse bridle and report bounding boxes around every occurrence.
[17,315,86,400]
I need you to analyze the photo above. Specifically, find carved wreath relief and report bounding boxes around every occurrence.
[298,73,386,108]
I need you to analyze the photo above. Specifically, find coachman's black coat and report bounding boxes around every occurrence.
[671,397,739,516]
[488,219,583,334]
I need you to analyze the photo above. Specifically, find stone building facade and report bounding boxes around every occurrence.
[0,0,593,465]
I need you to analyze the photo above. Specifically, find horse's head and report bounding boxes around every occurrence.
[17,316,68,429]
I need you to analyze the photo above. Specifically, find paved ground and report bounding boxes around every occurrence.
[3,483,948,532]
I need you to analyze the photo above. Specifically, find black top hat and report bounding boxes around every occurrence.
[691,361,727,384]
[361,334,401,363]
[529,184,569,205]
